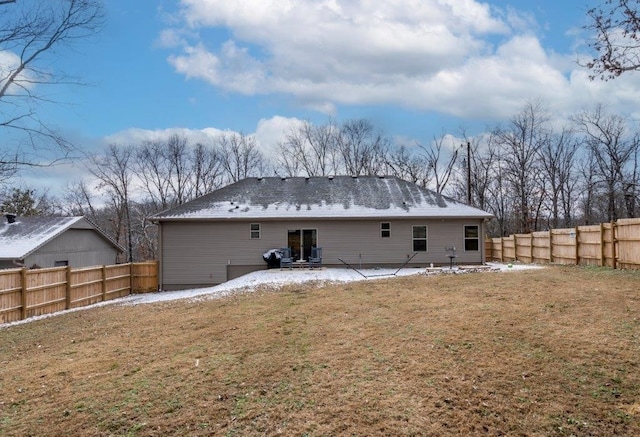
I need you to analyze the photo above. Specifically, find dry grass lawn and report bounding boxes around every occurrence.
[1,266,640,436]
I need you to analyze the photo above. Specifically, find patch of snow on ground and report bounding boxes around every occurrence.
[0,263,543,329]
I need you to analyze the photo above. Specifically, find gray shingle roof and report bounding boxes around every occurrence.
[0,216,123,260]
[151,176,493,221]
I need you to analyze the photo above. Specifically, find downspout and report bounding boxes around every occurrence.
[482,218,488,264]
[157,221,163,291]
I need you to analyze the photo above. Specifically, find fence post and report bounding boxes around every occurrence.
[600,223,605,267]
[65,266,72,310]
[549,229,553,264]
[500,238,504,262]
[530,233,534,263]
[102,265,107,301]
[612,221,617,270]
[20,268,27,320]
[575,226,580,266]
[128,262,133,295]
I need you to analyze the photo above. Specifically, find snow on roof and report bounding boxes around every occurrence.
[0,216,120,260]
[152,176,494,221]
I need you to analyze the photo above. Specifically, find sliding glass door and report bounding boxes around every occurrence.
[287,229,317,261]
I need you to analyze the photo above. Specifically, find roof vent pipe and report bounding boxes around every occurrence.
[5,213,17,224]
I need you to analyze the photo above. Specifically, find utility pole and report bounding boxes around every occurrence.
[466,141,472,205]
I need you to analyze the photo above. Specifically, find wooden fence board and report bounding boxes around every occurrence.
[489,238,503,261]
[485,218,640,270]
[577,225,602,266]
[105,264,132,299]
[25,267,67,318]
[0,269,23,324]
[502,236,516,261]
[514,234,533,263]
[616,218,640,269]
[531,231,550,263]
[69,266,105,308]
[132,262,158,293]
[0,261,158,324]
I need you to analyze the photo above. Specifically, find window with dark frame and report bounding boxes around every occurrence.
[412,225,428,251]
[464,225,480,251]
[381,222,390,238]
[250,223,261,239]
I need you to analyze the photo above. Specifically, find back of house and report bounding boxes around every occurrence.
[151,176,493,290]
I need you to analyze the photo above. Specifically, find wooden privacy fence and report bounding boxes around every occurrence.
[485,218,640,269]
[0,261,158,324]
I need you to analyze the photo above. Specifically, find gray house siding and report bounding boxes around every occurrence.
[159,218,486,289]
[23,229,119,268]
[0,260,18,269]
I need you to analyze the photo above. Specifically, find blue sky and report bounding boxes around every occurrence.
[7,0,640,191]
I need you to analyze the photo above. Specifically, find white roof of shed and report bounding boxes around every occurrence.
[0,216,122,260]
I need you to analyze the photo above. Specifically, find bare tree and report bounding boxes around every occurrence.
[578,151,601,224]
[336,119,389,176]
[191,142,224,197]
[62,178,98,222]
[573,104,639,221]
[0,0,104,178]
[218,132,265,183]
[538,127,580,228]
[584,0,640,79]
[418,132,459,195]
[456,132,500,212]
[494,101,549,233]
[135,140,173,210]
[385,145,429,186]
[275,120,339,177]
[87,144,134,261]
[164,134,192,205]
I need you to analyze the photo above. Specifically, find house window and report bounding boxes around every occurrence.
[54,260,69,267]
[381,222,390,238]
[412,225,428,252]
[250,223,261,239]
[464,225,480,251]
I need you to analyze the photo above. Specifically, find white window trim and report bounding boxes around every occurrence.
[380,222,391,238]
[412,225,428,252]
[463,224,480,252]
[250,223,261,239]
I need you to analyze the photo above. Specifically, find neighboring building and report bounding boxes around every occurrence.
[0,215,123,270]
[151,176,494,290]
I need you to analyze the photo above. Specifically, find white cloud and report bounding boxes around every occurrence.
[163,1,511,105]
[255,115,305,154]
[157,0,640,124]
[103,118,302,159]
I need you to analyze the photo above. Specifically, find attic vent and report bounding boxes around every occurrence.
[5,213,16,224]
